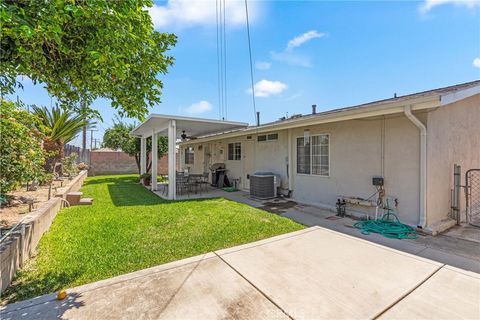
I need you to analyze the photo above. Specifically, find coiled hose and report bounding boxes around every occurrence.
[354,211,417,239]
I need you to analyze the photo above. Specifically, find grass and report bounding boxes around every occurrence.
[2,174,303,304]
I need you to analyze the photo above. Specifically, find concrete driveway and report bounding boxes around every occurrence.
[2,227,479,320]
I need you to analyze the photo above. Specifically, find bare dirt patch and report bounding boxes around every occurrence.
[0,180,65,230]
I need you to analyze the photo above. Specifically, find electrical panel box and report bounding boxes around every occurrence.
[372,177,384,186]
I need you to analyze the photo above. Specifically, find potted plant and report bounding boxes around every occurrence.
[140,173,151,186]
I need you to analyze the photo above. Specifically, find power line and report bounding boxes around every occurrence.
[244,0,257,122]
[223,0,228,120]
[216,0,222,120]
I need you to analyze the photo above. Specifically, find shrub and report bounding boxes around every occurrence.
[0,99,46,194]
[61,153,79,177]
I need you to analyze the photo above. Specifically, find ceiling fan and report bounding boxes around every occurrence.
[180,130,197,141]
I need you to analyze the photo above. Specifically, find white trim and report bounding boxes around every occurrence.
[140,137,147,175]
[404,105,427,228]
[168,120,177,200]
[151,131,158,191]
[130,114,248,137]
[440,85,480,106]
[227,142,242,161]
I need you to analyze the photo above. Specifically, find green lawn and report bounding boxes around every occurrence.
[2,175,303,303]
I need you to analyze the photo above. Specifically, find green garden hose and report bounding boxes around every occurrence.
[354,211,417,239]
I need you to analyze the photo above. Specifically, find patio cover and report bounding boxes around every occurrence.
[130,114,248,200]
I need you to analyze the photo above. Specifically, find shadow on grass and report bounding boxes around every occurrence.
[1,270,83,306]
[83,175,140,186]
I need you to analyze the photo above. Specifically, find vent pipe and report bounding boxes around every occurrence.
[312,104,317,114]
[256,111,260,126]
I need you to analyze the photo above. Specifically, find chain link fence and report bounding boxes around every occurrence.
[466,169,480,227]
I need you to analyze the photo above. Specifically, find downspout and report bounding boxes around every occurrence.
[404,105,427,228]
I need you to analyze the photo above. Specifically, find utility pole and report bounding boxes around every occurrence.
[93,138,101,150]
[90,129,98,150]
[82,100,87,152]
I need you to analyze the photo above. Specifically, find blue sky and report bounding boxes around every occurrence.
[9,0,480,147]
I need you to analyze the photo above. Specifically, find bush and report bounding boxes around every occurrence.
[0,99,46,194]
[61,153,79,177]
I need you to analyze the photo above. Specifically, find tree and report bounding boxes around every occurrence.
[1,0,177,119]
[32,105,94,170]
[102,121,168,173]
[0,99,46,194]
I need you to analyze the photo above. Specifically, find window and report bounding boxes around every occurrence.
[257,133,278,142]
[185,147,194,165]
[267,133,278,140]
[228,142,241,160]
[296,134,329,176]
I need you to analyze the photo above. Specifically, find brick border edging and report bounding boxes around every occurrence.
[0,170,88,293]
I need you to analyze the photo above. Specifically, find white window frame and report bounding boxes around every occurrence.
[228,142,242,161]
[184,146,194,165]
[296,133,330,177]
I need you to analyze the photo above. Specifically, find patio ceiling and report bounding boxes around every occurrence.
[130,114,248,138]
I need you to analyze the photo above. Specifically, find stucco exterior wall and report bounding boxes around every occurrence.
[180,133,288,189]
[180,112,427,226]
[290,114,424,226]
[426,93,480,227]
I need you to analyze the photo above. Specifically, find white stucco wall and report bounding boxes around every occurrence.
[180,112,426,226]
[181,132,289,189]
[290,114,424,226]
[426,93,480,226]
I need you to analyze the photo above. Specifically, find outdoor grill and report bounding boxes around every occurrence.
[210,163,230,188]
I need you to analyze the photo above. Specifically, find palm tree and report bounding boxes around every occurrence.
[32,106,94,170]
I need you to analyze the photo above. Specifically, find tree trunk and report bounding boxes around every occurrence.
[146,152,152,173]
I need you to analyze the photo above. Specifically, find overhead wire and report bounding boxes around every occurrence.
[222,0,228,119]
[216,0,222,120]
[244,0,257,123]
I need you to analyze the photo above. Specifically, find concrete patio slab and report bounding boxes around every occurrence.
[0,253,288,320]
[2,227,479,320]
[217,226,443,319]
[380,265,480,319]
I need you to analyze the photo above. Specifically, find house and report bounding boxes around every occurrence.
[176,81,480,233]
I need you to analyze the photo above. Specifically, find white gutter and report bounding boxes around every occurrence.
[404,105,427,228]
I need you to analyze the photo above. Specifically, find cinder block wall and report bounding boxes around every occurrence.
[90,150,177,176]
[0,171,88,293]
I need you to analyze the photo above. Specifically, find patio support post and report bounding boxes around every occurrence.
[168,120,177,200]
[151,131,158,191]
[140,137,147,175]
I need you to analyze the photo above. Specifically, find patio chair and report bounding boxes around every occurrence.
[199,172,210,192]
[188,174,203,194]
[176,175,190,196]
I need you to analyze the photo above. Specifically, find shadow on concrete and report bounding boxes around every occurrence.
[1,270,83,307]
[1,292,85,320]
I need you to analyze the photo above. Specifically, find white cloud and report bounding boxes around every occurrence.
[419,0,480,13]
[268,30,325,68]
[147,0,260,29]
[255,61,271,70]
[473,57,480,68]
[183,100,213,114]
[246,80,288,98]
[270,51,312,67]
[286,30,325,51]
